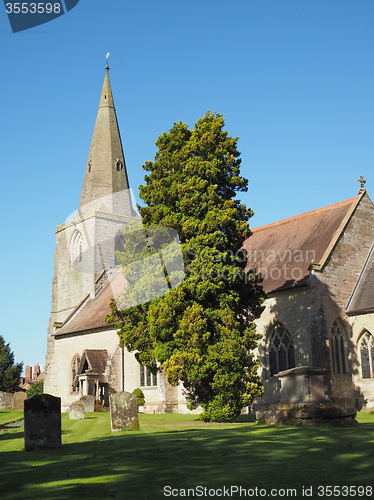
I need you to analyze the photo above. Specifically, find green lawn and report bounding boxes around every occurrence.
[0,410,373,499]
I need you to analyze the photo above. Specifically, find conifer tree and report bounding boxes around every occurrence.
[0,335,23,393]
[106,112,265,421]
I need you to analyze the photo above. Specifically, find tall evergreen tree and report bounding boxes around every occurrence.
[106,112,265,421]
[0,335,23,392]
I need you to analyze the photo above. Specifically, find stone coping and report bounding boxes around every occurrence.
[275,366,330,378]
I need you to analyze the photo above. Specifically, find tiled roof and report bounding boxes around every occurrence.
[55,269,125,335]
[244,196,360,293]
[82,349,108,374]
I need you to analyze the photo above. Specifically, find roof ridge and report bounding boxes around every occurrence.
[253,196,358,232]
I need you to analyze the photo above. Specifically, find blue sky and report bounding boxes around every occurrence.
[1,0,374,370]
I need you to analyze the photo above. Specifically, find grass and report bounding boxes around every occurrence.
[0,410,373,499]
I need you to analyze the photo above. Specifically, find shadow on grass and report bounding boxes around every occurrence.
[0,430,24,441]
[0,414,374,500]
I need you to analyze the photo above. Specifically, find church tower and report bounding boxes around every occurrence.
[44,64,137,395]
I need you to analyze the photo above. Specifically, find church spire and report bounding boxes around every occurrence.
[79,63,133,216]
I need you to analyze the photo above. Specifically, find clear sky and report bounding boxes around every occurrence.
[1,0,373,371]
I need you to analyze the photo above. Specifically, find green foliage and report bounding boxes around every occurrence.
[132,388,145,407]
[0,335,23,393]
[26,380,43,398]
[106,112,266,422]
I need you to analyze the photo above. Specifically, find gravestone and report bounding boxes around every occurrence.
[69,400,86,419]
[80,395,95,413]
[13,392,27,410]
[110,391,139,431]
[24,394,61,451]
[0,391,12,410]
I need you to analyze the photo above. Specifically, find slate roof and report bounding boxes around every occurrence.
[346,243,374,315]
[244,195,361,293]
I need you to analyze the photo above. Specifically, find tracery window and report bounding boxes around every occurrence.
[140,365,157,387]
[269,324,295,376]
[71,354,80,392]
[331,321,346,374]
[359,331,374,379]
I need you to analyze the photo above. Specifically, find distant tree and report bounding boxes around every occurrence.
[0,335,23,393]
[106,112,265,422]
[27,380,43,398]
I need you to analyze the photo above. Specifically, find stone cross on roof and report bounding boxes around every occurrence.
[358,175,366,193]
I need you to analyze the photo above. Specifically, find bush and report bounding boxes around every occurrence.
[132,388,145,407]
[95,400,104,412]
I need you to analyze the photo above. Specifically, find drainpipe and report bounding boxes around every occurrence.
[121,346,125,392]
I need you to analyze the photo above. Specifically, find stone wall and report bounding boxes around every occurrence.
[314,193,374,407]
[45,208,136,399]
[254,193,374,409]
[45,328,120,409]
[254,286,314,404]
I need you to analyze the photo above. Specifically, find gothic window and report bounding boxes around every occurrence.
[140,365,157,387]
[269,324,295,376]
[71,354,80,392]
[87,160,92,172]
[70,230,83,266]
[359,331,374,379]
[116,160,124,171]
[331,321,346,374]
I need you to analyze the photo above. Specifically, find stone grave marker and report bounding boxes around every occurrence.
[0,391,12,410]
[13,391,27,410]
[69,400,86,419]
[24,394,61,451]
[110,391,139,431]
[80,395,95,413]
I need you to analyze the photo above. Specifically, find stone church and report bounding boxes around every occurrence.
[44,66,374,413]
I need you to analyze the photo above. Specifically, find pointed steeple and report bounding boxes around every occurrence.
[79,65,133,216]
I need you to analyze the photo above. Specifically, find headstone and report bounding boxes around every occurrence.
[109,391,139,431]
[79,395,95,413]
[69,400,85,419]
[13,392,27,410]
[24,394,61,451]
[0,391,12,410]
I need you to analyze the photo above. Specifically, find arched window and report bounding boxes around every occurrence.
[70,229,83,266]
[331,321,346,374]
[71,354,80,392]
[359,331,374,379]
[269,324,295,376]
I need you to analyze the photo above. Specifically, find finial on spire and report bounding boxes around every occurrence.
[358,175,366,193]
[105,52,110,71]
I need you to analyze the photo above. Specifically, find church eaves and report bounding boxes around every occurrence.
[79,65,133,217]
